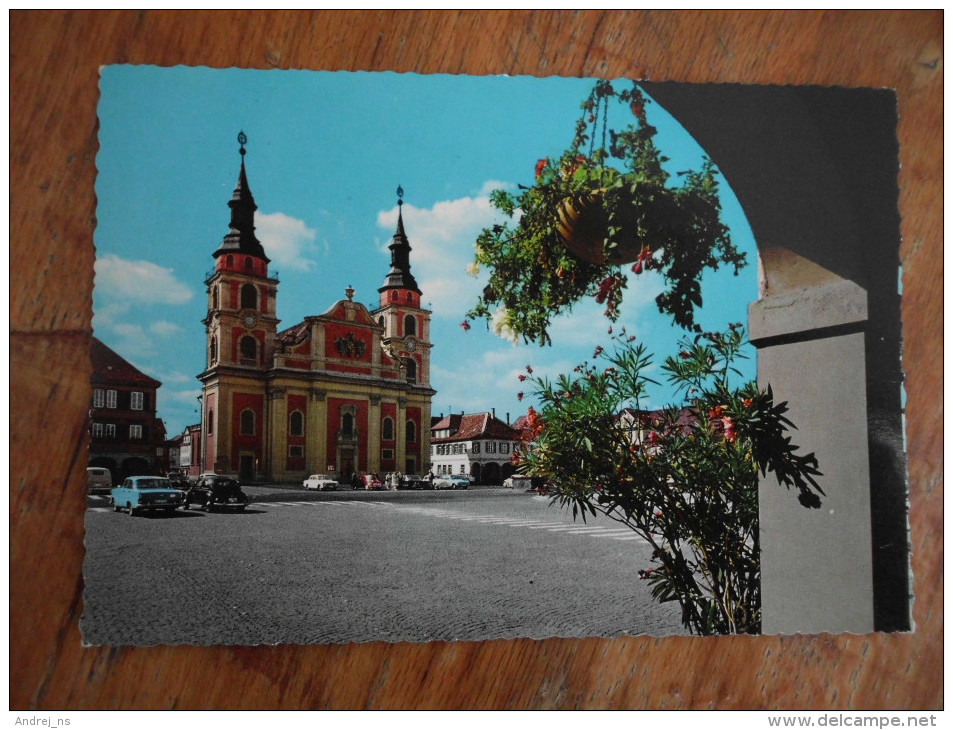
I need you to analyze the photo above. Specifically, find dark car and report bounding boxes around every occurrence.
[184,473,249,512]
[397,474,428,490]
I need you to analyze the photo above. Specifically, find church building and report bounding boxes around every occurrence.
[198,133,435,483]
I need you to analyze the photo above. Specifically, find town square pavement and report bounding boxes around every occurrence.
[81,486,686,645]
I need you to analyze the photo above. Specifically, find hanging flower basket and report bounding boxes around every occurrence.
[556,190,615,264]
[465,80,748,346]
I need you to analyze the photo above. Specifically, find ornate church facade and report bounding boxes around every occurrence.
[198,134,435,483]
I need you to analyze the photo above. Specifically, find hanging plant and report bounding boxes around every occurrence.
[466,80,748,346]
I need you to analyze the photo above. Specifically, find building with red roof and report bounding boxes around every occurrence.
[88,337,168,483]
[430,411,521,484]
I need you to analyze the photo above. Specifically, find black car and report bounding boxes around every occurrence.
[184,474,249,512]
[397,474,428,490]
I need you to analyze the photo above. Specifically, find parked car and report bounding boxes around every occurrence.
[503,475,534,490]
[87,466,112,494]
[361,474,384,490]
[303,473,339,491]
[111,476,185,516]
[397,474,428,490]
[434,475,469,490]
[184,473,249,512]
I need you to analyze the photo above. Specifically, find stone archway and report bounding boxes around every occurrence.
[482,462,502,485]
[121,457,151,480]
[642,82,906,634]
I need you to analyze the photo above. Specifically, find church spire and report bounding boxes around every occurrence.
[213,131,270,263]
[379,185,421,295]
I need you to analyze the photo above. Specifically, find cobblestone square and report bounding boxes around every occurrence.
[82,487,686,645]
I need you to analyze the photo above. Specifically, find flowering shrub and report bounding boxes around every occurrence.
[514,325,823,635]
[465,79,747,345]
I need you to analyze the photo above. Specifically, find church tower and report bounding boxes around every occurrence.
[375,186,432,392]
[199,132,279,477]
[197,146,435,483]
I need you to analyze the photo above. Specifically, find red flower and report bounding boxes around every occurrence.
[518,374,526,382]
[517,392,524,401]
[593,346,604,358]
[459,320,471,331]
[630,101,645,119]
[526,365,533,374]
[646,431,661,447]
[535,158,548,179]
[709,405,725,419]
[631,245,653,275]
[742,398,752,408]
[588,114,595,123]
[679,350,691,359]
[723,416,738,442]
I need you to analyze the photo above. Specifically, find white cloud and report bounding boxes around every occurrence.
[256,211,319,272]
[95,254,193,305]
[168,388,203,404]
[153,368,196,386]
[377,192,507,319]
[109,323,157,361]
[477,180,514,196]
[150,320,184,338]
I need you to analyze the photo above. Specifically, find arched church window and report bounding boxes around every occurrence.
[212,286,219,309]
[406,292,413,303]
[289,410,304,437]
[209,336,217,364]
[241,283,258,310]
[244,257,253,272]
[404,315,417,337]
[342,412,354,436]
[406,420,417,443]
[226,255,233,268]
[382,417,394,441]
[207,409,214,434]
[390,291,397,302]
[240,409,255,436]
[378,316,385,330]
[240,335,257,362]
[404,358,417,384]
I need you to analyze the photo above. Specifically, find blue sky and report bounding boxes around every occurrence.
[93,66,758,437]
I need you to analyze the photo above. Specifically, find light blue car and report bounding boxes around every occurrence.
[111,475,185,516]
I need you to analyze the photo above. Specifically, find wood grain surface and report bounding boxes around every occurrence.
[10,10,942,710]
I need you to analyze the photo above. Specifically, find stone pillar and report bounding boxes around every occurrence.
[396,397,407,476]
[266,387,288,481]
[750,279,874,634]
[309,389,327,474]
[367,395,381,475]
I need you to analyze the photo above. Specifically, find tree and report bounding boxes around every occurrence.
[514,325,823,635]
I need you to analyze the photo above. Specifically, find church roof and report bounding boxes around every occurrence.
[379,201,421,295]
[213,132,270,263]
